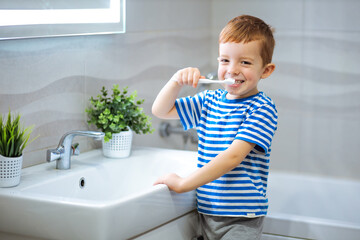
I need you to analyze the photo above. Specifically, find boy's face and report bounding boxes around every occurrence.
[218,40,273,99]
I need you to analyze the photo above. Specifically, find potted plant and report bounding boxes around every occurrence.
[86,84,153,158]
[0,110,37,187]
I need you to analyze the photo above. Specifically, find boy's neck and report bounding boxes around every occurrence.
[225,89,260,100]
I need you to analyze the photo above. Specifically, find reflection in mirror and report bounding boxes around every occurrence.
[0,0,126,40]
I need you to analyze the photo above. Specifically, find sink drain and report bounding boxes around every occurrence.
[79,177,86,189]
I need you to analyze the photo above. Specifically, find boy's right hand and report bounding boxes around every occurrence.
[171,67,205,88]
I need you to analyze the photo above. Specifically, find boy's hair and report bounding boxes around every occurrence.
[219,15,275,66]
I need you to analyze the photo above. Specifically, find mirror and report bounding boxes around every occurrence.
[0,0,126,40]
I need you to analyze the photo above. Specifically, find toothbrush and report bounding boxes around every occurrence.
[173,78,237,85]
[198,78,236,85]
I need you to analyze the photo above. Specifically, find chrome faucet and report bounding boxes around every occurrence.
[47,130,105,170]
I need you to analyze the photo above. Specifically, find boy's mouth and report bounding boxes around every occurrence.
[229,79,245,86]
[234,79,245,84]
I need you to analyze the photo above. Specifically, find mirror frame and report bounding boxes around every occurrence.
[0,0,126,40]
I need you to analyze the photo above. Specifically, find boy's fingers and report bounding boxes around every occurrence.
[153,177,164,186]
[175,67,202,87]
[193,71,200,88]
[176,72,184,85]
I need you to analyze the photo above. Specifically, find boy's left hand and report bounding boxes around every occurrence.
[153,173,185,193]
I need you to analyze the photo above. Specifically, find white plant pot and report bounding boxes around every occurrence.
[102,129,133,158]
[0,155,23,188]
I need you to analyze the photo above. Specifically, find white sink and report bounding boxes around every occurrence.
[0,147,198,240]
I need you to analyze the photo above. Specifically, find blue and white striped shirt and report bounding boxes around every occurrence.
[175,89,278,217]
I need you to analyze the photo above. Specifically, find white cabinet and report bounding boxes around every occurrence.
[132,211,199,240]
[261,234,307,240]
[133,212,305,240]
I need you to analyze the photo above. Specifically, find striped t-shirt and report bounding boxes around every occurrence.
[175,89,278,217]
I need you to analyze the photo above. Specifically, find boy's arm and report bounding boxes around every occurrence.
[152,79,182,119]
[154,140,256,193]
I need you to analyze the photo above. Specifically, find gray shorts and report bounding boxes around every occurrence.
[198,213,264,240]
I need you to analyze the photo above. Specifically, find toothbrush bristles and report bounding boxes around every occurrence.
[225,78,236,84]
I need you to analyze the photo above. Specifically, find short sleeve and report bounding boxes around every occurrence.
[175,91,206,131]
[235,104,278,154]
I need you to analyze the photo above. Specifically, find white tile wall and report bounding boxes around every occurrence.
[0,0,211,167]
[304,0,360,32]
[211,0,303,31]
[212,0,360,180]
[0,0,359,180]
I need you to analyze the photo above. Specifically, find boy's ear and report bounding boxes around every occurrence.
[261,63,275,79]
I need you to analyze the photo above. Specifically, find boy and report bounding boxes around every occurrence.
[152,15,277,240]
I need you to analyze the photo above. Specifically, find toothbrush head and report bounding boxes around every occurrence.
[223,78,236,85]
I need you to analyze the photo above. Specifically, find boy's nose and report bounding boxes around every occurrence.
[228,63,241,75]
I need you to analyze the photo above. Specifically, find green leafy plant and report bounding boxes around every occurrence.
[86,84,154,142]
[0,110,37,158]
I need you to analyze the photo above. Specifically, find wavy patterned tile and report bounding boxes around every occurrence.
[0,0,359,180]
[0,37,86,94]
[0,76,84,112]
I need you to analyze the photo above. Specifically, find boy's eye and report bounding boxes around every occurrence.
[241,61,251,65]
[218,58,229,63]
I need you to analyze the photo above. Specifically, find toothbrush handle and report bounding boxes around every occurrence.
[198,79,221,84]
[171,78,224,84]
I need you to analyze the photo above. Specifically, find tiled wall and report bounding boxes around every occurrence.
[1,0,359,181]
[0,0,212,167]
[211,0,360,180]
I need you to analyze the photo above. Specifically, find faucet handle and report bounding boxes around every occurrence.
[71,143,80,156]
[46,148,62,162]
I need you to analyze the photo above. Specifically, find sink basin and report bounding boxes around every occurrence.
[0,147,198,240]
